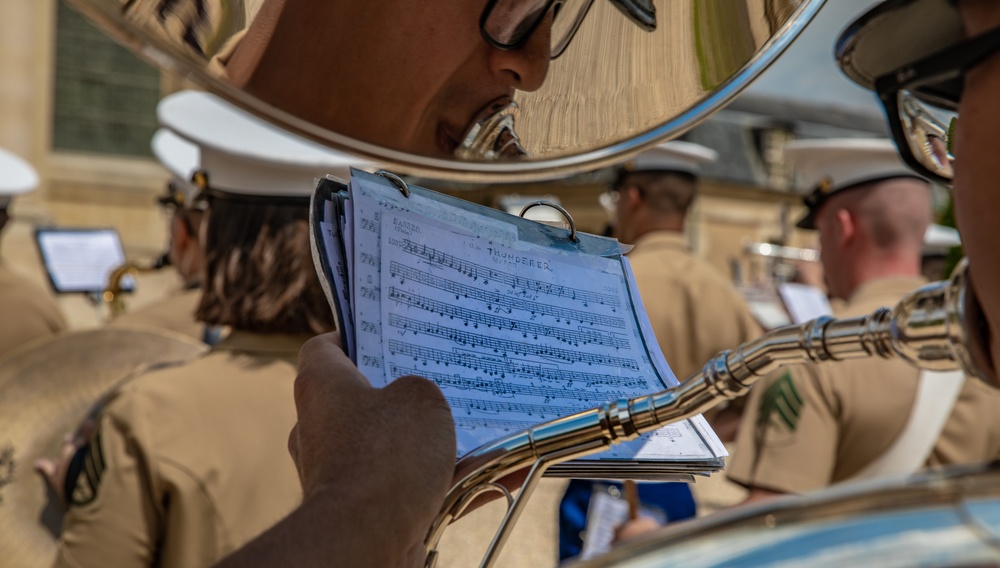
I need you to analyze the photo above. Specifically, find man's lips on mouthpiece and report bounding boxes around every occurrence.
[438,96,515,156]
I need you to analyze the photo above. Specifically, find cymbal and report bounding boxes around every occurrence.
[0,328,207,567]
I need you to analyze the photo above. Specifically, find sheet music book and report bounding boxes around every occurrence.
[310,169,726,479]
[35,228,134,294]
[778,283,833,324]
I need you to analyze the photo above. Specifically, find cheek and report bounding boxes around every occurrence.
[952,64,1000,240]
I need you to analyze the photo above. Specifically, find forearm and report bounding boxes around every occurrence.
[214,485,426,568]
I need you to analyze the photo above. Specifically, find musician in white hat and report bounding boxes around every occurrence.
[109,129,211,342]
[833,0,1000,392]
[556,142,761,558]
[41,90,369,568]
[611,141,761,385]
[609,141,760,444]
[0,148,67,357]
[728,138,1000,502]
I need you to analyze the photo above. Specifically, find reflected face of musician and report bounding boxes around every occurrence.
[229,0,553,156]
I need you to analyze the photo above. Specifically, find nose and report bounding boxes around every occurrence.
[487,16,552,92]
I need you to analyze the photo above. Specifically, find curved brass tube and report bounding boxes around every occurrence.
[103,262,162,318]
[425,262,978,568]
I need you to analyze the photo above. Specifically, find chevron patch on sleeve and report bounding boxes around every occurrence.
[757,371,804,432]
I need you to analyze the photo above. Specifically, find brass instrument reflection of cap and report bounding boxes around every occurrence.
[787,138,927,230]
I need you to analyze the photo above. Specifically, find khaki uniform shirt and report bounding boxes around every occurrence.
[110,287,205,343]
[627,231,761,380]
[729,276,1000,494]
[57,332,309,568]
[0,264,67,357]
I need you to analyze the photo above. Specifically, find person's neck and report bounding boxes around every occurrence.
[843,255,922,298]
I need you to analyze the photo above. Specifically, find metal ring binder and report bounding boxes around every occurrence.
[518,200,578,242]
[375,170,410,198]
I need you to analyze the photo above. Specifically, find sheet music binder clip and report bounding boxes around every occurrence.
[375,170,410,198]
[519,200,578,243]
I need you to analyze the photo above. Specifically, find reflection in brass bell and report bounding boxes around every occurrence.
[455,103,527,161]
[66,0,827,180]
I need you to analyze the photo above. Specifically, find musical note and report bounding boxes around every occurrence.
[387,343,650,390]
[389,262,626,329]
[391,365,630,403]
[455,417,534,432]
[388,287,630,349]
[398,239,621,308]
[447,396,576,418]
[388,314,641,370]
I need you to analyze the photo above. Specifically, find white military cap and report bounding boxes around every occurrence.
[837,0,963,109]
[786,138,926,229]
[622,141,718,177]
[158,90,371,199]
[151,128,201,208]
[0,148,39,208]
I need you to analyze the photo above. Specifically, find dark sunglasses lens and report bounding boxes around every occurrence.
[897,91,956,182]
[484,0,551,47]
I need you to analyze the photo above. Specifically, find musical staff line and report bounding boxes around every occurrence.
[388,315,641,370]
[447,396,577,418]
[390,365,628,402]
[455,417,534,432]
[399,238,620,308]
[389,262,626,328]
[389,287,630,349]
[387,342,651,390]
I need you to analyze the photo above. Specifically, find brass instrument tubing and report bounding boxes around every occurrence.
[425,270,975,566]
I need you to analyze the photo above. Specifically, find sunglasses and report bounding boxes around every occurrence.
[480,0,594,59]
[874,24,1000,184]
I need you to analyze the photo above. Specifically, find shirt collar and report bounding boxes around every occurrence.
[846,276,929,307]
[631,230,688,252]
[213,331,312,358]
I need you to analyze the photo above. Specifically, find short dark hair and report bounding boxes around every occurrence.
[196,197,336,335]
[617,170,698,216]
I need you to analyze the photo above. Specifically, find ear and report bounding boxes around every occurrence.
[834,208,855,246]
[622,186,643,211]
[171,215,191,248]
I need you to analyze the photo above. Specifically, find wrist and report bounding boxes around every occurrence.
[307,483,429,560]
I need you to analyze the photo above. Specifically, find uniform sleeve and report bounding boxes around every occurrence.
[55,397,161,568]
[726,364,840,494]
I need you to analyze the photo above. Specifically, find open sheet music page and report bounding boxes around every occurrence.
[378,208,719,460]
[311,170,727,470]
[349,174,518,387]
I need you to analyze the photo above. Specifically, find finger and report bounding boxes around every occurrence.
[293,333,371,411]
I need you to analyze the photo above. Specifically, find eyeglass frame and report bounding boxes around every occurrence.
[480,0,593,59]
[874,23,1000,184]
